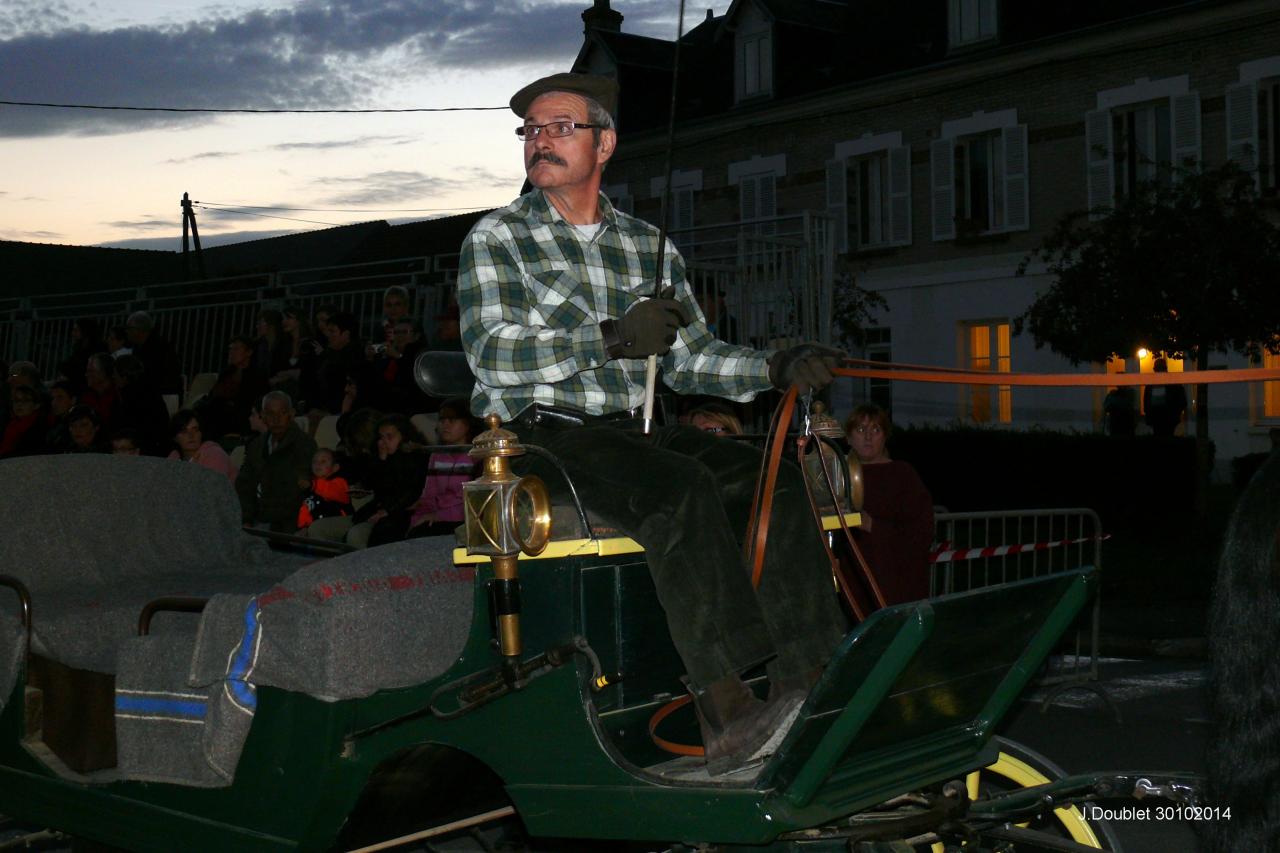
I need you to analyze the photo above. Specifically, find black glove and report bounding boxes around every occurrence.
[767,342,844,393]
[601,287,691,359]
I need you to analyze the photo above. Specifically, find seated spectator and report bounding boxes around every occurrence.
[267,307,313,396]
[405,399,481,540]
[844,404,935,604]
[7,361,43,394]
[430,301,463,352]
[311,311,367,416]
[44,380,76,452]
[372,319,432,414]
[0,385,48,458]
[335,406,382,488]
[110,428,144,456]
[688,402,744,436]
[253,309,293,378]
[336,370,379,423]
[197,335,270,440]
[235,391,317,532]
[346,414,428,548]
[80,353,120,430]
[113,354,171,455]
[106,325,132,358]
[125,310,182,396]
[296,448,353,533]
[167,409,236,482]
[65,405,108,453]
[370,285,411,351]
[56,318,106,394]
[247,402,268,438]
[296,304,337,410]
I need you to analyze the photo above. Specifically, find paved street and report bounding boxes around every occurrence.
[1001,655,1210,853]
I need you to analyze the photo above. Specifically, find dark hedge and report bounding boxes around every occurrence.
[886,426,1201,532]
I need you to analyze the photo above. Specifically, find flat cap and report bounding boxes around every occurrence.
[510,72,619,119]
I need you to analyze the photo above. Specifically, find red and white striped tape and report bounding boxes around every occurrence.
[928,533,1108,564]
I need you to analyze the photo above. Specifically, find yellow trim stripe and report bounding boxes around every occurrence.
[453,512,860,565]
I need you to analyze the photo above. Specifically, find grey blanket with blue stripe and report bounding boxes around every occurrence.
[115,536,473,786]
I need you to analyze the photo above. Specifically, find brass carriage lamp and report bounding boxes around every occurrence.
[803,401,864,514]
[463,414,551,665]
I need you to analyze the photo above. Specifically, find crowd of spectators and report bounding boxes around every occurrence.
[0,288,478,549]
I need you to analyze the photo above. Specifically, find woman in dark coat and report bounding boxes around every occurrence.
[57,318,107,394]
[352,413,430,548]
[0,385,48,458]
[844,404,935,604]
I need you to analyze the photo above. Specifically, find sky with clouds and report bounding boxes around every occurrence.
[0,0,726,249]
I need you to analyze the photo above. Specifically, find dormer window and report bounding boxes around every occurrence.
[742,32,771,98]
[734,2,773,103]
[949,0,998,49]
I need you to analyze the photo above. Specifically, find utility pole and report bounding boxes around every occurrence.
[180,192,206,279]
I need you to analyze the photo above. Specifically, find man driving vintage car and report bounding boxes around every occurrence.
[457,72,847,775]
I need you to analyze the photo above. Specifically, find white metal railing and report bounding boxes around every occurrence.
[0,255,458,382]
[931,507,1109,702]
[676,212,836,348]
[2,215,837,381]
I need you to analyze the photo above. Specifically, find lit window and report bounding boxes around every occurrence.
[966,322,1011,423]
[1264,352,1280,419]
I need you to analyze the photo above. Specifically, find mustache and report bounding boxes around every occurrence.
[527,151,567,168]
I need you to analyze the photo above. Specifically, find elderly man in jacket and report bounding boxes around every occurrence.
[235,390,316,532]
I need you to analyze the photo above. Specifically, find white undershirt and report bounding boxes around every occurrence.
[573,222,603,241]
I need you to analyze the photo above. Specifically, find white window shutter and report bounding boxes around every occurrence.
[759,173,777,218]
[758,173,777,235]
[674,188,694,231]
[931,138,956,241]
[1171,92,1201,174]
[1225,82,1259,185]
[1002,124,1029,232]
[761,32,774,97]
[889,145,912,246]
[1085,108,1113,217]
[825,158,848,253]
[740,175,759,222]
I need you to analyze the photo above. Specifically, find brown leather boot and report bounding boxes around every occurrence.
[688,674,805,776]
[767,665,824,703]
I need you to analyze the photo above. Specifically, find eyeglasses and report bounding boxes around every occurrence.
[701,426,726,434]
[515,121,602,141]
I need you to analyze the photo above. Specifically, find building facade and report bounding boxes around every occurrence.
[573,0,1280,466]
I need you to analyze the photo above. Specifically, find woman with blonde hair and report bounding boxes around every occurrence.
[688,402,743,436]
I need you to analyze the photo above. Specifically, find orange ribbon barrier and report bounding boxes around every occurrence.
[835,360,1280,387]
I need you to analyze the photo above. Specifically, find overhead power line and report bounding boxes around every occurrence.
[0,99,507,114]
[198,201,498,214]
[196,206,338,226]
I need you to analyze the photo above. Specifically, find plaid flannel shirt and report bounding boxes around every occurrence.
[458,189,772,420]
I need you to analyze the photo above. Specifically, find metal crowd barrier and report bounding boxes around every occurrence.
[930,507,1115,716]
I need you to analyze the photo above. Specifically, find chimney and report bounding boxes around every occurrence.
[582,0,624,34]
